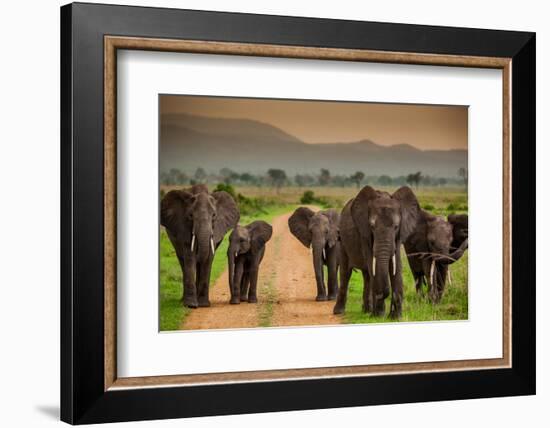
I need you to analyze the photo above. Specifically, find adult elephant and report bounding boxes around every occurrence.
[161,184,239,308]
[404,212,468,303]
[333,186,419,318]
[227,221,273,304]
[288,208,340,301]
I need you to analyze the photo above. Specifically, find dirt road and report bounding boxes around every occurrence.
[182,209,340,330]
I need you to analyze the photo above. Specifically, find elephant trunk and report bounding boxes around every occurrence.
[372,241,393,316]
[194,223,213,263]
[312,239,326,300]
[440,238,468,265]
[228,246,238,303]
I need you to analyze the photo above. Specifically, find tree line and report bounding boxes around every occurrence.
[161,167,468,189]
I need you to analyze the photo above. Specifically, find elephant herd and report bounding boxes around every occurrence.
[161,183,468,320]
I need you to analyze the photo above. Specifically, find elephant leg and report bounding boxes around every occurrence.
[240,270,250,302]
[231,261,244,304]
[389,250,403,319]
[361,269,372,313]
[414,272,424,295]
[333,251,352,314]
[327,248,339,300]
[247,267,259,303]
[197,258,213,307]
[179,256,198,308]
[434,264,446,303]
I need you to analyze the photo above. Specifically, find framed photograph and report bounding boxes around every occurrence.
[61,2,535,424]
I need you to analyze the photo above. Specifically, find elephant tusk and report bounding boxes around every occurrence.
[447,269,453,286]
[235,251,238,258]
[372,256,376,277]
[210,237,215,255]
[191,233,195,251]
[323,248,326,260]
[392,254,396,276]
[430,260,435,285]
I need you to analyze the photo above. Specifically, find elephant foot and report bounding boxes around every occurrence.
[183,296,198,308]
[362,303,372,314]
[333,302,345,314]
[240,296,248,302]
[316,294,328,302]
[248,296,258,304]
[198,299,211,308]
[229,297,240,305]
[389,310,401,320]
[327,293,338,301]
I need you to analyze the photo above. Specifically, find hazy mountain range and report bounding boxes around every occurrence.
[160,113,467,177]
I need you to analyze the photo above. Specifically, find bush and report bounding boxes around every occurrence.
[300,190,317,204]
[422,203,435,211]
[214,183,237,200]
[446,202,468,213]
[299,190,339,209]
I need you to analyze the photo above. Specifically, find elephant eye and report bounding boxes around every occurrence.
[212,212,217,219]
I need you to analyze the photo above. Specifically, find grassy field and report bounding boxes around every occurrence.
[344,249,468,324]
[159,203,297,331]
[160,185,468,330]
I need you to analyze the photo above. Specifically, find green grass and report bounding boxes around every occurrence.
[159,203,297,331]
[160,185,469,330]
[344,249,468,324]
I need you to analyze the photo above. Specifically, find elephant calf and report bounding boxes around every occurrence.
[288,207,340,301]
[227,221,273,304]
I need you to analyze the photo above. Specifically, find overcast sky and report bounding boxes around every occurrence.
[160,95,467,150]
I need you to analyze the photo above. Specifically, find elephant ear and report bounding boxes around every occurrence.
[322,209,340,248]
[392,186,420,242]
[249,221,273,252]
[212,191,240,244]
[350,185,378,238]
[160,190,192,232]
[288,207,315,247]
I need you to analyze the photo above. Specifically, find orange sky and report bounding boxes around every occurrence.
[160,95,468,150]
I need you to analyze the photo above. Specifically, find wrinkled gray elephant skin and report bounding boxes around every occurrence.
[227,221,273,304]
[288,208,340,301]
[334,186,420,319]
[161,184,239,308]
[405,210,468,303]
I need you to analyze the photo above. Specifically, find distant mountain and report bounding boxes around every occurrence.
[160,114,467,177]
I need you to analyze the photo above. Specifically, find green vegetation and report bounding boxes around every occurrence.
[344,249,468,323]
[160,183,468,330]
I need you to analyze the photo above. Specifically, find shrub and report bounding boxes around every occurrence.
[422,203,435,211]
[299,190,339,209]
[215,183,237,200]
[300,190,317,204]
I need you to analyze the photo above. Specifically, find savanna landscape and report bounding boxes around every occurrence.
[160,183,468,331]
[159,95,468,331]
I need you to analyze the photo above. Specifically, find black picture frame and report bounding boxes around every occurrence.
[61,2,535,424]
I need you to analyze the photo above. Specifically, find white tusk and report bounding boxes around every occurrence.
[447,269,453,286]
[191,233,195,251]
[210,237,215,254]
[372,257,376,277]
[430,260,435,285]
[323,248,326,260]
[235,251,238,258]
[392,254,396,276]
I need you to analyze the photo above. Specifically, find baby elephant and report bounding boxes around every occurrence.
[227,221,273,304]
[288,207,340,301]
